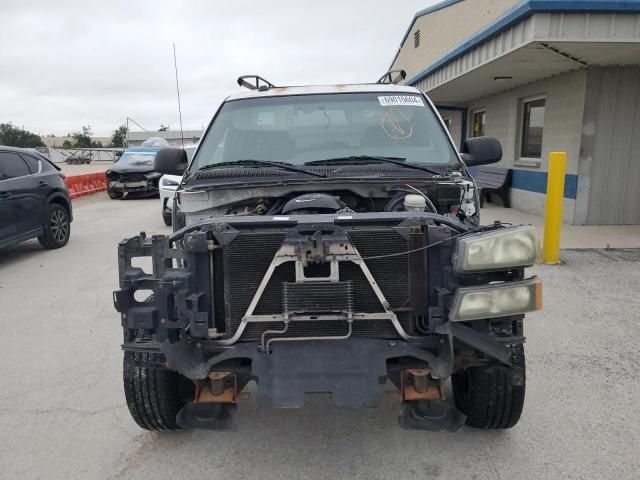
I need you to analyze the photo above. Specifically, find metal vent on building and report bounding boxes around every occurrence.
[414,30,420,48]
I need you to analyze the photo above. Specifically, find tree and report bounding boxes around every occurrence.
[72,126,92,148]
[110,125,128,148]
[158,124,169,132]
[0,123,45,148]
[66,126,103,148]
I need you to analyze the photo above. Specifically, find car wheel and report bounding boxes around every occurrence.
[162,210,172,226]
[107,186,123,199]
[452,344,525,429]
[123,351,194,431]
[38,203,71,249]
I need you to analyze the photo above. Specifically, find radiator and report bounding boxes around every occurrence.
[220,226,412,341]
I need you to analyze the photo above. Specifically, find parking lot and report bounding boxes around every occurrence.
[1,194,639,480]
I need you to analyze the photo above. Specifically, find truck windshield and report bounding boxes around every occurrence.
[192,92,457,170]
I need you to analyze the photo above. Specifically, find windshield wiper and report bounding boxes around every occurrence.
[196,159,327,178]
[305,156,446,176]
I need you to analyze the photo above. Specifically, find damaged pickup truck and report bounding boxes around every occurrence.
[114,74,541,432]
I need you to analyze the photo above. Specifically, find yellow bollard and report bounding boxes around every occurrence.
[543,152,567,264]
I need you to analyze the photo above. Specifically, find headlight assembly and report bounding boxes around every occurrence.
[161,176,180,187]
[450,278,542,321]
[454,225,538,273]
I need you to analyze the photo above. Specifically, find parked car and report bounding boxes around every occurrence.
[159,145,196,226]
[114,74,540,432]
[0,146,72,250]
[106,147,163,199]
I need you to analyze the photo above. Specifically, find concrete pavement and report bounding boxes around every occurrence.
[0,195,639,480]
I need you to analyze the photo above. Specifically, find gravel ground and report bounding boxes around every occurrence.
[0,195,638,480]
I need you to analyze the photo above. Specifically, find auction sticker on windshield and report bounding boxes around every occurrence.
[378,96,424,107]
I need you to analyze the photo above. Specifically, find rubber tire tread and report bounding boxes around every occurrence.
[452,345,525,429]
[123,351,185,431]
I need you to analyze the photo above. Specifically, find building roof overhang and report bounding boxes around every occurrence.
[402,0,640,103]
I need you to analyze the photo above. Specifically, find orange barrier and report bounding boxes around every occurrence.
[64,172,108,199]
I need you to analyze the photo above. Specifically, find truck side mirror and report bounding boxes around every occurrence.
[460,137,502,167]
[155,148,188,175]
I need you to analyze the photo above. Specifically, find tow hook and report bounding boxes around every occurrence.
[398,369,466,432]
[400,369,441,401]
[175,372,239,430]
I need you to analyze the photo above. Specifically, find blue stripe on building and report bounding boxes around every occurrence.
[511,169,577,199]
[469,167,577,199]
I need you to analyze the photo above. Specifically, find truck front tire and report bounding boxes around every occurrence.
[123,351,194,431]
[452,345,525,429]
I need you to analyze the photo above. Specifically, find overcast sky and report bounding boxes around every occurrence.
[0,0,437,137]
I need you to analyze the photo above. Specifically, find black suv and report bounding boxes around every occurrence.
[114,75,541,432]
[0,146,72,250]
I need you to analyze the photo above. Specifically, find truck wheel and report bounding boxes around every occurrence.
[162,210,172,226]
[38,203,71,249]
[123,351,194,431]
[452,345,525,429]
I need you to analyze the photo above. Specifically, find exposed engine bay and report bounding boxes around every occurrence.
[176,176,478,226]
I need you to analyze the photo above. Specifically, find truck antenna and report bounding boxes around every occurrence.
[173,42,185,148]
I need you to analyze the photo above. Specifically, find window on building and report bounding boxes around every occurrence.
[472,110,486,137]
[520,97,546,159]
[414,30,420,48]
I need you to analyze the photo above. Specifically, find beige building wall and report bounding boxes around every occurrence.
[391,0,521,79]
[42,136,111,148]
[447,70,587,223]
[466,70,587,176]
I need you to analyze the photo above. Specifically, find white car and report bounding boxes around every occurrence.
[159,173,182,225]
[160,145,196,226]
